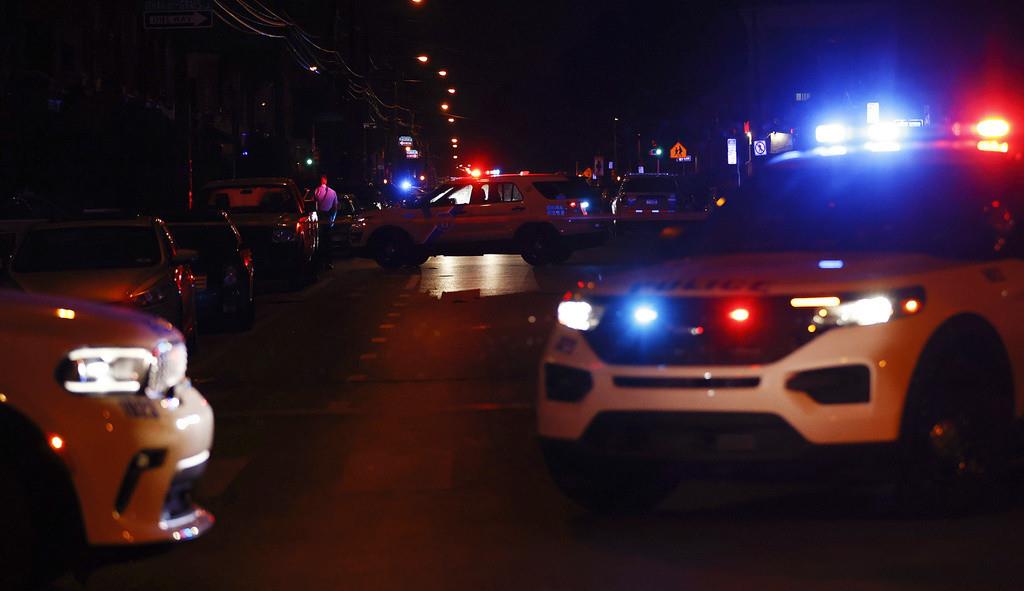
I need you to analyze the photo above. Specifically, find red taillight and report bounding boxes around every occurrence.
[728,307,751,323]
[240,247,253,269]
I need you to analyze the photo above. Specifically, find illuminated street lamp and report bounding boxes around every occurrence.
[451,137,459,143]
[308,65,318,72]
[438,70,448,77]
[416,55,429,63]
[447,88,456,94]
[447,117,455,123]
[441,103,450,111]
[452,155,458,159]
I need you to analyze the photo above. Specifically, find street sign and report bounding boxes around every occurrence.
[398,135,414,147]
[405,149,420,159]
[727,138,738,165]
[753,140,767,156]
[144,10,213,29]
[674,156,692,162]
[669,142,687,159]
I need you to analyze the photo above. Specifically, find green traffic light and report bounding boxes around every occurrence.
[306,157,314,166]
[655,148,663,156]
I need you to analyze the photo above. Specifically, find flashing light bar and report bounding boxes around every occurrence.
[977,140,1009,153]
[976,118,1010,138]
[815,124,849,144]
[790,296,841,308]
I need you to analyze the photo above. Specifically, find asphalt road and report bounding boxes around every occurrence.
[52,245,1024,591]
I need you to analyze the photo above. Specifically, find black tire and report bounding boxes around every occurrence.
[406,252,430,267]
[541,443,678,514]
[519,225,566,266]
[897,333,1014,514]
[0,459,37,589]
[372,231,413,270]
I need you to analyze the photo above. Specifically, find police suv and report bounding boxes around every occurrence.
[349,174,608,268]
[538,119,1024,512]
[0,289,213,586]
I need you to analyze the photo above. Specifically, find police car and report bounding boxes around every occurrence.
[0,289,213,586]
[349,173,608,268]
[538,118,1024,512]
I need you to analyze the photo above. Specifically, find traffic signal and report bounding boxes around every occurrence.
[648,147,663,156]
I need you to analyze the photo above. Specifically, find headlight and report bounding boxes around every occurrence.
[272,226,298,243]
[129,282,175,307]
[557,300,604,331]
[58,341,188,397]
[798,288,924,328]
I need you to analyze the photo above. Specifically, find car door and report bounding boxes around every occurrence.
[417,183,481,245]
[461,182,528,243]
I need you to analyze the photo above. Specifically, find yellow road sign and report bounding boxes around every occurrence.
[669,142,687,159]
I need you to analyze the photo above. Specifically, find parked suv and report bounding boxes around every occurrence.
[350,174,608,268]
[612,173,715,230]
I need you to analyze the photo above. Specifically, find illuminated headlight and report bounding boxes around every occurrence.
[58,341,187,397]
[558,300,603,331]
[272,226,298,243]
[827,296,893,326]
[130,283,175,307]
[803,290,924,328]
[632,305,658,325]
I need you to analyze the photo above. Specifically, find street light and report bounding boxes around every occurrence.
[451,137,459,143]
[438,70,448,77]
[447,117,455,123]
[441,103,450,111]
[308,65,318,72]
[447,88,456,94]
[416,55,429,63]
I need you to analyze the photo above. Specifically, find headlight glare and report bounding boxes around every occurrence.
[60,347,154,395]
[816,296,894,327]
[558,300,603,331]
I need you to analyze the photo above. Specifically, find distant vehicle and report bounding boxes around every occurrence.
[612,173,714,229]
[166,211,255,330]
[350,173,608,268]
[539,125,1024,513]
[200,178,318,288]
[0,289,213,587]
[8,218,200,352]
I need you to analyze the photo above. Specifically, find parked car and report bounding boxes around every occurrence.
[200,177,318,288]
[166,211,255,330]
[612,173,715,231]
[349,173,608,268]
[0,289,213,587]
[8,218,200,351]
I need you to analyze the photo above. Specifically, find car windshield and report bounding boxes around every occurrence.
[686,157,1021,260]
[533,179,599,200]
[168,225,238,253]
[622,177,678,193]
[13,226,161,271]
[204,186,297,213]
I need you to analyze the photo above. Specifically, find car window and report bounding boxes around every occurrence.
[429,185,472,206]
[169,224,240,253]
[13,226,162,272]
[486,183,524,203]
[205,186,298,213]
[622,177,678,193]
[533,179,597,201]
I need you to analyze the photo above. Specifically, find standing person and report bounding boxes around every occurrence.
[314,175,338,270]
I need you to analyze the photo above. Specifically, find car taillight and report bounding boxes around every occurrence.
[240,248,253,269]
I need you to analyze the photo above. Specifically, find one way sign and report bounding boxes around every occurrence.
[144,10,213,29]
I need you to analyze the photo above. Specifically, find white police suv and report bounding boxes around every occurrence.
[0,289,213,586]
[538,119,1024,512]
[349,173,608,268]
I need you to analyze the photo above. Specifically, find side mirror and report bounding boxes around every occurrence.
[172,249,200,264]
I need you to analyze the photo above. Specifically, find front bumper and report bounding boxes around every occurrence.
[538,320,928,458]
[50,381,215,546]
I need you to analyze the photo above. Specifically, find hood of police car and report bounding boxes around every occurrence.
[604,252,959,296]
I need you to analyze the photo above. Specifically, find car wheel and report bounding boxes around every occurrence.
[0,459,39,589]
[897,341,1013,514]
[519,226,565,266]
[373,232,412,270]
[541,442,678,514]
[406,252,430,267]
